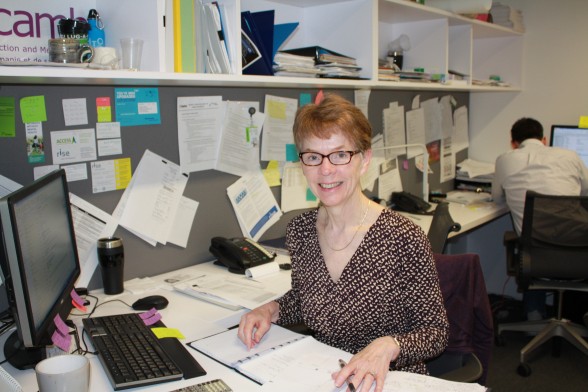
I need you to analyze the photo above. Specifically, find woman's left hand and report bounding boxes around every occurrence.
[333,336,400,392]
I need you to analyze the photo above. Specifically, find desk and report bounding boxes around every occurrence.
[399,200,509,237]
[1,262,292,392]
[2,203,505,391]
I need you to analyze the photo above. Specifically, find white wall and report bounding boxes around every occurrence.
[470,0,588,163]
[461,0,588,298]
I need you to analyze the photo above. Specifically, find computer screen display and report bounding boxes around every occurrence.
[550,125,588,167]
[0,169,80,369]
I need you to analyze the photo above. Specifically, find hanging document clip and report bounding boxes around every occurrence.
[246,107,259,147]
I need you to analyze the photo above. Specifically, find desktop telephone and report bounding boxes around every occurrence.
[390,191,432,215]
[209,237,276,274]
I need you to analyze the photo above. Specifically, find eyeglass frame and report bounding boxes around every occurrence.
[298,150,362,166]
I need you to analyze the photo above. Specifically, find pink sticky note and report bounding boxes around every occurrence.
[53,314,69,335]
[51,329,72,352]
[142,312,162,326]
[70,289,87,312]
[139,308,158,319]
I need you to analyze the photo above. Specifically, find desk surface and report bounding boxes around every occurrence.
[1,201,504,391]
[399,200,508,238]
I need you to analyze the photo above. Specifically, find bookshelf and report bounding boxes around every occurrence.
[0,0,523,92]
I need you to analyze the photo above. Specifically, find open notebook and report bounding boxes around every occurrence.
[189,325,487,391]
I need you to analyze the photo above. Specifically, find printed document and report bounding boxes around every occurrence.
[280,162,319,213]
[227,170,282,241]
[119,150,189,245]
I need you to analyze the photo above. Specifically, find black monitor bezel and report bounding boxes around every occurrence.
[0,169,80,358]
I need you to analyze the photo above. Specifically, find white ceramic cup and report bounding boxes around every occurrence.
[92,46,119,68]
[35,354,90,392]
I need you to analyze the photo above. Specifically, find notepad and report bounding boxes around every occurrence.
[189,325,488,391]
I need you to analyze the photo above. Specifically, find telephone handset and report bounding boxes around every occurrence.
[390,191,432,215]
[209,237,276,274]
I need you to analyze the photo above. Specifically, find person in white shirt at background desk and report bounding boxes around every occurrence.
[238,94,449,392]
[492,117,588,320]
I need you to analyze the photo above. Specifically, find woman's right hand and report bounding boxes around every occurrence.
[237,301,279,349]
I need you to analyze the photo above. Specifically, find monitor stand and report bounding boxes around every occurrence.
[3,330,46,370]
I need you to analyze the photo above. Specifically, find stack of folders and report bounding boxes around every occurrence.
[273,52,320,77]
[170,0,233,74]
[280,46,362,79]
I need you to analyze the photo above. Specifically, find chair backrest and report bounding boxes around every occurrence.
[430,253,493,385]
[519,191,588,280]
[427,202,461,254]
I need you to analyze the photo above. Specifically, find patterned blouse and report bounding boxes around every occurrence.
[276,208,449,374]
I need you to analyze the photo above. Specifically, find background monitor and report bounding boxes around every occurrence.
[550,125,588,167]
[0,169,80,369]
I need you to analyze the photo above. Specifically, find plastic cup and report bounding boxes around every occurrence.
[120,38,143,71]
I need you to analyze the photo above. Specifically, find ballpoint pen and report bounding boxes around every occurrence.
[338,359,356,392]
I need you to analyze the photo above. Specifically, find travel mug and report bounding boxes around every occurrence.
[97,237,124,294]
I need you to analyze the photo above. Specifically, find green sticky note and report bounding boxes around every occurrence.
[0,97,16,137]
[299,93,311,107]
[306,188,317,201]
[286,143,298,162]
[20,96,47,123]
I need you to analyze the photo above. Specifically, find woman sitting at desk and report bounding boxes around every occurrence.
[238,94,448,391]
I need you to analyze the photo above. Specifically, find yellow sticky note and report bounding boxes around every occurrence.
[114,158,132,190]
[578,116,588,128]
[151,327,185,340]
[267,100,287,120]
[263,160,282,187]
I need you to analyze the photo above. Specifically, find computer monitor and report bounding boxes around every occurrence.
[550,125,588,167]
[0,169,80,369]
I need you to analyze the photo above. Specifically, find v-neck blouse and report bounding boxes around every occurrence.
[276,208,449,374]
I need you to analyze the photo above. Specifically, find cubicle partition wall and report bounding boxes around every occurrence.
[0,84,468,290]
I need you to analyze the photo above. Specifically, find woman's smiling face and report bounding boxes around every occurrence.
[300,132,371,208]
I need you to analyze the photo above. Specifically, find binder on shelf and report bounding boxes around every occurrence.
[272,22,299,59]
[241,11,273,76]
[172,0,197,73]
[202,1,231,74]
[282,46,356,66]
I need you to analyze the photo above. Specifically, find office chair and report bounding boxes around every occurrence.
[427,253,493,385]
[427,201,461,254]
[497,191,588,377]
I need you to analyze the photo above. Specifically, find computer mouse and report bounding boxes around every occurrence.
[132,295,169,311]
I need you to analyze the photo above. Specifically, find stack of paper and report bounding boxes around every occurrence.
[490,2,525,32]
[273,52,320,77]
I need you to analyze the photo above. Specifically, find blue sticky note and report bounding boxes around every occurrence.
[286,143,298,162]
[306,188,317,201]
[114,88,161,127]
[299,93,312,107]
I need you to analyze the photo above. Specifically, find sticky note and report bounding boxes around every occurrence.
[315,90,324,104]
[142,312,162,326]
[97,96,112,123]
[579,116,588,128]
[306,188,317,201]
[299,93,312,107]
[285,144,298,162]
[267,99,287,120]
[0,97,16,137]
[263,160,281,187]
[151,327,185,340]
[20,95,47,123]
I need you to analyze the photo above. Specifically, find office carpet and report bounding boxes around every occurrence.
[485,331,588,392]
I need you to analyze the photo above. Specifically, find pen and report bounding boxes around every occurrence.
[338,359,356,392]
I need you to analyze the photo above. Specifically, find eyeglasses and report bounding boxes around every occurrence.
[298,150,361,166]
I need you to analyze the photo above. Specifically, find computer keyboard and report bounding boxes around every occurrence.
[83,313,206,390]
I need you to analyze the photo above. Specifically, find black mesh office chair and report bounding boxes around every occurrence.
[497,191,588,377]
[427,201,461,254]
